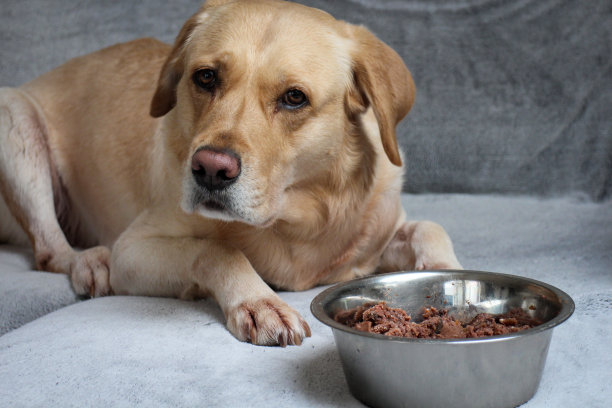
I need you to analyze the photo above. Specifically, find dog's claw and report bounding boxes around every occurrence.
[292,332,302,346]
[278,333,288,348]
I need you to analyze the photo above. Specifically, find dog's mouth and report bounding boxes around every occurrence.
[183,177,275,226]
[196,194,234,216]
[191,196,241,224]
[203,199,226,211]
[182,178,238,221]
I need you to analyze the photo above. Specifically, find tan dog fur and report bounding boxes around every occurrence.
[0,0,461,346]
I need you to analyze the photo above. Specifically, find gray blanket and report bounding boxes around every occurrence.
[1,194,611,407]
[1,0,610,199]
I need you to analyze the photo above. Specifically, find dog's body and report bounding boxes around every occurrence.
[0,0,461,346]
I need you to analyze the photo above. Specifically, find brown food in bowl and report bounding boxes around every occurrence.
[334,302,542,339]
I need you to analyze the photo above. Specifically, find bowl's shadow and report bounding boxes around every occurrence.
[293,343,365,407]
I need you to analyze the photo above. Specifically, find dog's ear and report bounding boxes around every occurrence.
[150,10,201,118]
[150,1,235,117]
[346,26,416,166]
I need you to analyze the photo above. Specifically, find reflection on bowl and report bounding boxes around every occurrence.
[311,270,574,408]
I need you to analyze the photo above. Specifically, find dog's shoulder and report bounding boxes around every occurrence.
[22,38,170,97]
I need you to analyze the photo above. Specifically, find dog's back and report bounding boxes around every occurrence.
[19,38,170,245]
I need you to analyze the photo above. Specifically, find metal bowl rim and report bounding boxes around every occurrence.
[310,269,575,344]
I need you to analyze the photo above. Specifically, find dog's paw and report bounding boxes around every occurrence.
[70,246,111,297]
[380,221,463,272]
[226,297,311,347]
[414,256,463,271]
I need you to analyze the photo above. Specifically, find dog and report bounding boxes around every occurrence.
[0,0,461,346]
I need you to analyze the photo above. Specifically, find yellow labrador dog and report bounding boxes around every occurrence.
[0,0,461,346]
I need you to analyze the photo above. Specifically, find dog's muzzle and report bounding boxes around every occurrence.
[187,146,243,219]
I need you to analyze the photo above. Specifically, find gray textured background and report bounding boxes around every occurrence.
[1,0,611,200]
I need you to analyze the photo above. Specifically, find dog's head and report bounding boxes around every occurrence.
[150,0,415,227]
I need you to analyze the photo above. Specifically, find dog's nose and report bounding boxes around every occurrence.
[191,147,241,190]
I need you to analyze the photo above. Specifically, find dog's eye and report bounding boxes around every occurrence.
[281,89,308,109]
[192,69,217,90]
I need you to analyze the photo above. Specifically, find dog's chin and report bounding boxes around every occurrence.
[181,196,276,227]
[194,199,241,223]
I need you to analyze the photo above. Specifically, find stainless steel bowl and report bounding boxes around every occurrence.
[311,270,574,408]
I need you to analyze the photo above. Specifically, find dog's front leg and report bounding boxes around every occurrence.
[0,88,110,297]
[110,216,311,346]
[378,221,463,273]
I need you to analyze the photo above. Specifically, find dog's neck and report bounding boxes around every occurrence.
[274,118,378,239]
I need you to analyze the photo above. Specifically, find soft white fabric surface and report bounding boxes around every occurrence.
[0,246,78,336]
[1,194,611,407]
